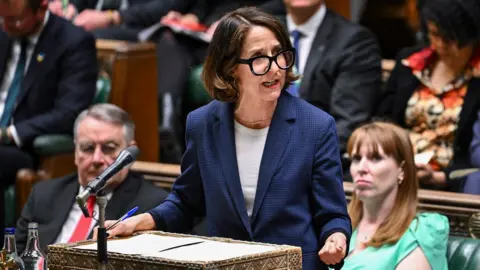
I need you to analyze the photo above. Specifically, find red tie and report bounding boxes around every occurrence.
[69,196,96,243]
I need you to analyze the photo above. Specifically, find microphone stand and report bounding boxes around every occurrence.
[96,189,108,270]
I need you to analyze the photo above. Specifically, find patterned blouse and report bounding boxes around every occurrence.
[402,47,480,170]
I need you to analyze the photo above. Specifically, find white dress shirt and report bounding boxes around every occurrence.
[286,4,326,74]
[0,12,50,146]
[54,185,113,244]
[234,120,269,219]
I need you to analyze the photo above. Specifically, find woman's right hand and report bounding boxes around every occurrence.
[93,213,156,239]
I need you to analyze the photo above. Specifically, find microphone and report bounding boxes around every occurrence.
[76,145,140,213]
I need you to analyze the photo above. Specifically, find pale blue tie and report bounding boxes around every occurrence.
[286,30,302,96]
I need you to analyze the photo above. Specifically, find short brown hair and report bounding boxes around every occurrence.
[202,7,299,102]
[347,122,418,248]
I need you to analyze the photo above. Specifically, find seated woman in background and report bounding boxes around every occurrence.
[342,122,449,269]
[377,0,480,192]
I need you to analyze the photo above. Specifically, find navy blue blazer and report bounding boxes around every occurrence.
[148,92,352,270]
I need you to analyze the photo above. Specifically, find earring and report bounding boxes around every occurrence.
[398,176,403,185]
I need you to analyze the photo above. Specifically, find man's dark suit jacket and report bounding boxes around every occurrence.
[280,10,382,154]
[0,14,97,148]
[15,172,169,254]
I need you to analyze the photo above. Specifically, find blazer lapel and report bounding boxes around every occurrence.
[0,31,11,86]
[395,71,419,126]
[299,10,334,96]
[104,173,140,220]
[251,93,295,224]
[43,177,79,246]
[213,102,252,237]
[16,15,59,107]
[457,78,480,141]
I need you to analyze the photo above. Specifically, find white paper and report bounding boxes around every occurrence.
[414,151,435,165]
[74,234,205,254]
[142,240,277,262]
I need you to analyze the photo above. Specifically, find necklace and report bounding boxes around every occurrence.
[234,115,272,126]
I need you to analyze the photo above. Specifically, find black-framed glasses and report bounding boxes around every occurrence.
[237,48,295,76]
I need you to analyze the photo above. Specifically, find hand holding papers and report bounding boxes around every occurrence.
[414,151,435,165]
[138,19,211,43]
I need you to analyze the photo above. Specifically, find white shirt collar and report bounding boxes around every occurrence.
[26,11,49,46]
[286,4,326,38]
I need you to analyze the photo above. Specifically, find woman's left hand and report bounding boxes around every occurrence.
[416,164,447,188]
[318,232,347,265]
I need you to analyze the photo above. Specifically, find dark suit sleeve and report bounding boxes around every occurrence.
[118,0,194,28]
[189,0,207,23]
[146,113,206,232]
[258,0,286,15]
[375,55,404,120]
[470,112,480,168]
[13,33,97,146]
[312,116,351,269]
[70,0,89,13]
[15,185,38,255]
[329,28,382,153]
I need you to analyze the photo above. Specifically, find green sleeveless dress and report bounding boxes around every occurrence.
[341,213,449,270]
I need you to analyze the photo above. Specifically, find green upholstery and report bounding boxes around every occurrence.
[31,71,111,155]
[4,185,15,226]
[186,65,211,105]
[447,237,480,270]
[3,72,111,225]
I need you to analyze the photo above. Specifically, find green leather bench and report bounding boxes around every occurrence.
[185,65,211,108]
[448,237,480,269]
[3,73,111,226]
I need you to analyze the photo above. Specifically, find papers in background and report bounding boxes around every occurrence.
[414,151,435,165]
[138,22,211,43]
[74,234,277,262]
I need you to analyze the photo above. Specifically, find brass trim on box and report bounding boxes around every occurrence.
[48,231,302,270]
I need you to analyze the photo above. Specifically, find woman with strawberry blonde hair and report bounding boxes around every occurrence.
[342,122,449,269]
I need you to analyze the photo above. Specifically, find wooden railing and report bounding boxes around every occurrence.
[131,161,480,238]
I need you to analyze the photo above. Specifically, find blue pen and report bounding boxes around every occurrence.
[106,206,138,230]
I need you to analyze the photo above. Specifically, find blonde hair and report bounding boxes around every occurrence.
[347,122,418,248]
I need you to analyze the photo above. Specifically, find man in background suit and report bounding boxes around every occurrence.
[49,0,195,40]
[0,0,97,241]
[15,104,169,254]
[281,0,381,157]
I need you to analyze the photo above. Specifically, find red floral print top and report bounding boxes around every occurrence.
[401,46,480,170]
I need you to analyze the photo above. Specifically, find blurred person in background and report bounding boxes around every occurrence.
[377,0,480,192]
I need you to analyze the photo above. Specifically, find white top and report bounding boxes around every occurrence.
[54,185,113,244]
[0,12,50,146]
[234,120,269,218]
[286,4,326,74]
